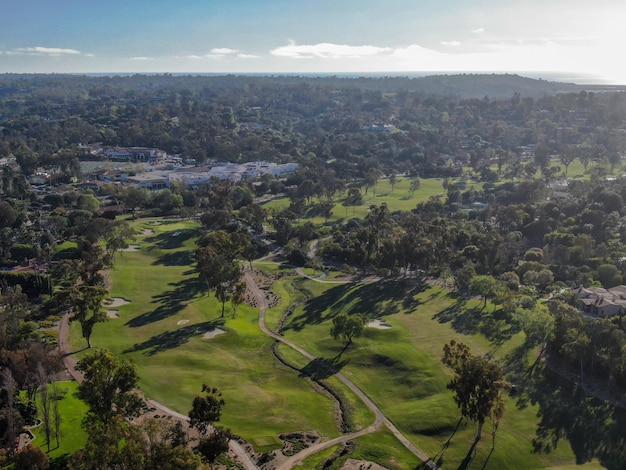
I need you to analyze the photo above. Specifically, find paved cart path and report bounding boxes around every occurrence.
[244,270,439,470]
[57,259,437,469]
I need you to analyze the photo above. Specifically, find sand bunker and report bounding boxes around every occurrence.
[139,228,154,236]
[203,328,226,340]
[121,244,140,252]
[104,297,131,308]
[106,310,120,318]
[367,319,392,329]
[177,319,190,325]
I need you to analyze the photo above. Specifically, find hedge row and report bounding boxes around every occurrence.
[0,271,53,297]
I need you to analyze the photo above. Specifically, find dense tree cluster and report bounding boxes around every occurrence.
[69,349,203,469]
[1,74,625,188]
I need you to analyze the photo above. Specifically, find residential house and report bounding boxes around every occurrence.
[574,285,626,317]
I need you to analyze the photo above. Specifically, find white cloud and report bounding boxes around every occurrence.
[203,48,259,59]
[130,56,154,61]
[10,46,81,56]
[176,49,260,61]
[236,53,261,59]
[441,41,462,47]
[472,28,485,34]
[210,48,239,55]
[271,42,392,59]
[387,44,453,69]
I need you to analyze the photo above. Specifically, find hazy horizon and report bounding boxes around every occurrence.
[4,71,618,87]
[3,1,625,84]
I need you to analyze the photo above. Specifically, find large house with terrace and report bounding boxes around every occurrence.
[574,285,626,317]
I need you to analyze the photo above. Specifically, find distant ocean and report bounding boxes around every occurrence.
[83,71,618,86]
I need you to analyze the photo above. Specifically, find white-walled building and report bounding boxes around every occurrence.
[101,147,166,162]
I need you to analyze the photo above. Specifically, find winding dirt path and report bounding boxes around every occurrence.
[244,270,439,470]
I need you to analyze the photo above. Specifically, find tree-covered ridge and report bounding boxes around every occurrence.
[0,73,589,101]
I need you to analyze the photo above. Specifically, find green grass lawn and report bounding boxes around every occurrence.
[263,161,626,230]
[71,218,340,450]
[261,176,460,226]
[69,216,614,468]
[293,445,341,470]
[29,381,88,466]
[278,276,608,469]
[349,430,424,470]
[53,240,79,260]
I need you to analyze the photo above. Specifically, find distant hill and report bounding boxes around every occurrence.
[406,73,580,98]
[1,72,624,100]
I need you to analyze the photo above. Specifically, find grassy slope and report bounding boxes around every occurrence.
[279,277,605,469]
[68,207,609,468]
[71,218,338,448]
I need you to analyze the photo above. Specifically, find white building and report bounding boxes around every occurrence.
[102,147,166,162]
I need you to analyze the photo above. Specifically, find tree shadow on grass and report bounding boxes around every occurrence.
[457,436,480,470]
[285,283,360,332]
[285,278,428,332]
[144,228,198,250]
[433,302,520,346]
[298,355,350,381]
[123,319,224,356]
[480,446,496,470]
[433,302,481,334]
[354,278,426,314]
[125,277,202,328]
[433,417,464,467]
[502,343,535,408]
[152,249,195,266]
[49,454,71,470]
[515,365,626,469]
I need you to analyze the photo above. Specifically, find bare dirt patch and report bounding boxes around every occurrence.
[202,328,226,340]
[121,244,140,252]
[341,458,389,470]
[367,319,392,329]
[245,267,291,308]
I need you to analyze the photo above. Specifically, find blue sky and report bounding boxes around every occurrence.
[2,0,625,83]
